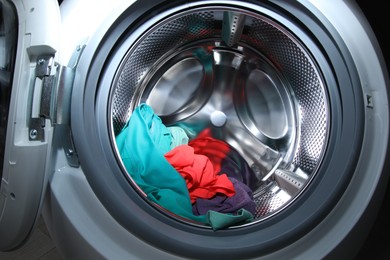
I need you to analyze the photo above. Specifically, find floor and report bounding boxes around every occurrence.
[0,216,63,260]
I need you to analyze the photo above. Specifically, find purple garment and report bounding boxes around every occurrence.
[220,148,259,191]
[192,177,256,216]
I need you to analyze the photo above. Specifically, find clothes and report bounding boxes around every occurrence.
[164,145,235,203]
[220,150,259,191]
[115,104,201,222]
[168,126,189,149]
[116,104,253,230]
[189,134,259,190]
[193,177,256,215]
[189,136,229,175]
[205,208,253,230]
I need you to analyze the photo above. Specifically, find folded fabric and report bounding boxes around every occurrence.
[193,177,256,215]
[164,145,235,203]
[115,103,253,230]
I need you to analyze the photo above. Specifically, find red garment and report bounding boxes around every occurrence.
[165,145,235,203]
[189,135,231,175]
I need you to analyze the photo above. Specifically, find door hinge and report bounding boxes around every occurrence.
[28,55,74,141]
[28,55,55,141]
[28,45,86,167]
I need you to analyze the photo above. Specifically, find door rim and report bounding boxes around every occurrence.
[70,0,388,258]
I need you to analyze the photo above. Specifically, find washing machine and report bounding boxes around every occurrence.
[1,0,389,258]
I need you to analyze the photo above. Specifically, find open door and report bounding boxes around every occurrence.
[0,0,61,251]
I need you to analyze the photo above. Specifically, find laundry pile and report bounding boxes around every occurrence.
[115,103,257,230]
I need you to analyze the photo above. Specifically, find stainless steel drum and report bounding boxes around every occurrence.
[110,6,328,224]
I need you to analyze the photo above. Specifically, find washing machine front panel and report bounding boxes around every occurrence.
[0,0,61,251]
[1,0,387,258]
[67,0,389,258]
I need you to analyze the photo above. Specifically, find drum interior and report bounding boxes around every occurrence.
[111,6,329,225]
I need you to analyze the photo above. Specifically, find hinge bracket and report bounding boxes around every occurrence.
[28,55,55,141]
[28,45,85,167]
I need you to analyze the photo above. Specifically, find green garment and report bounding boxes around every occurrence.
[168,126,189,149]
[115,103,253,230]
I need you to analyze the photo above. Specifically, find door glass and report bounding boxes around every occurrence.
[0,0,17,180]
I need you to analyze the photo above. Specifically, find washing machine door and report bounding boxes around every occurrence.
[0,0,63,251]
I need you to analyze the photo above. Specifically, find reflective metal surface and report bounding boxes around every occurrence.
[111,6,329,223]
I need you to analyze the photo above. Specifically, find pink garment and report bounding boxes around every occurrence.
[165,145,235,203]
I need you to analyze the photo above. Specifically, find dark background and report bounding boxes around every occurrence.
[355,1,389,259]
[356,1,389,68]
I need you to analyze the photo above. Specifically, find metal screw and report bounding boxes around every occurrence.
[37,59,45,65]
[66,149,74,157]
[29,129,37,139]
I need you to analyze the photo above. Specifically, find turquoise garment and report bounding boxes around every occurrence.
[115,103,253,230]
[168,126,189,149]
[206,209,253,230]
